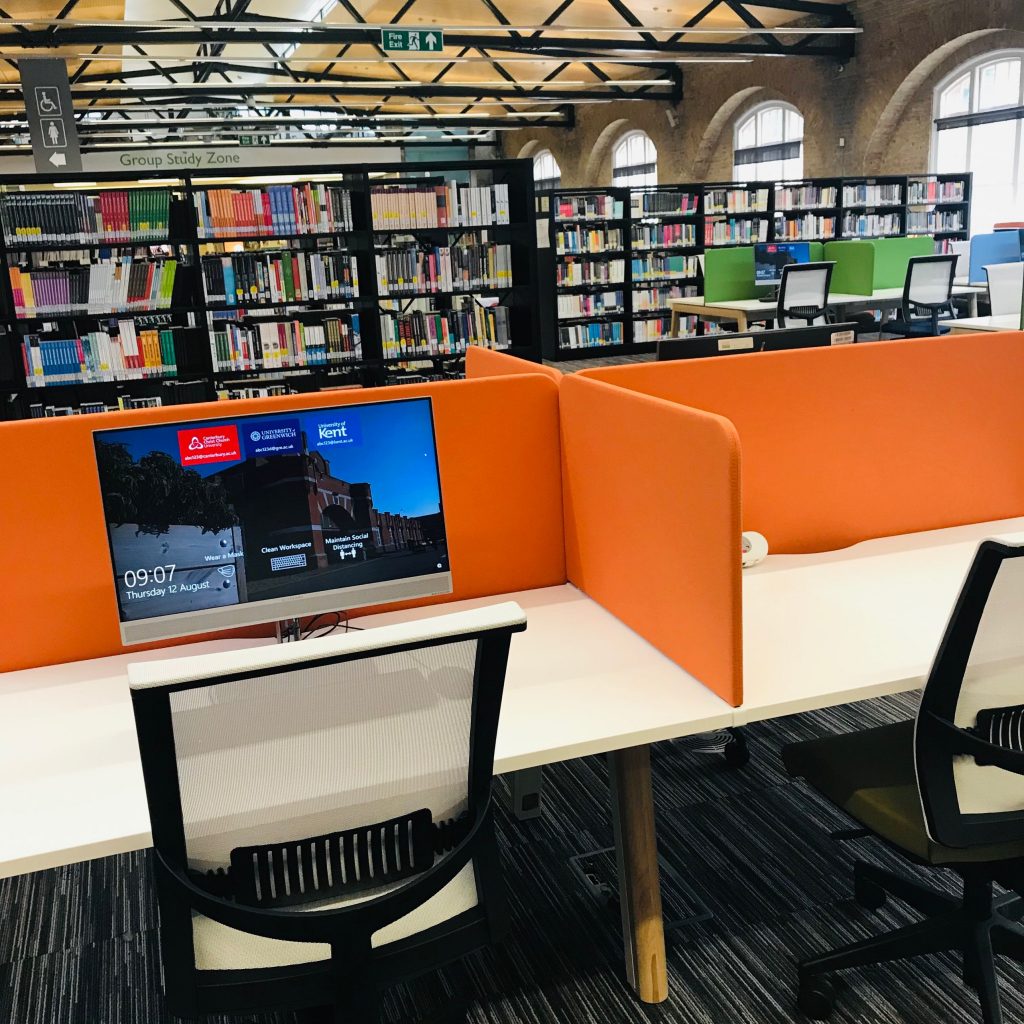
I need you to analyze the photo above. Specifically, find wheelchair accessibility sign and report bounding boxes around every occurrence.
[20,58,82,172]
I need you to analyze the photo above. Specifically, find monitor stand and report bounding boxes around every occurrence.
[276,618,302,644]
[757,287,780,304]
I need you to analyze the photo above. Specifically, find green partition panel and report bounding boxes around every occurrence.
[872,236,935,289]
[809,242,825,262]
[823,240,874,295]
[704,246,759,301]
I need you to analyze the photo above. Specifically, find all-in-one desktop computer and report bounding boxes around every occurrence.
[92,396,452,645]
[754,241,811,302]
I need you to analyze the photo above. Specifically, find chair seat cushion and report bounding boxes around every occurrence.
[783,720,1024,865]
[192,862,478,971]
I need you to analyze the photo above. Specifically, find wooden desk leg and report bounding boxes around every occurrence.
[608,746,668,1004]
[669,310,680,337]
[736,313,748,332]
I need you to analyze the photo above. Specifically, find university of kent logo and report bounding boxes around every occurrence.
[177,425,241,466]
[316,415,362,447]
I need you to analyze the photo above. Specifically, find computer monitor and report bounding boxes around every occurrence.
[754,241,812,287]
[657,322,858,361]
[93,396,452,645]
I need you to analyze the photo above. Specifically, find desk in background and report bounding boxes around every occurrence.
[942,314,1022,334]
[668,286,983,337]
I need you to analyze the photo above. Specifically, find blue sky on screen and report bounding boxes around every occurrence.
[95,397,443,518]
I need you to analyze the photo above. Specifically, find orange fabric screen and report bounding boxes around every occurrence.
[560,374,743,706]
[581,332,1024,554]
[0,376,565,673]
[465,345,562,383]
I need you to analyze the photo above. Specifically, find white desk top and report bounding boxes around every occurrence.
[0,584,732,878]
[942,314,1022,332]
[739,517,1024,725]
[671,285,984,313]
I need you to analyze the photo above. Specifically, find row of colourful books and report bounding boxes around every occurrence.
[8,259,177,317]
[200,252,358,305]
[775,214,837,240]
[909,179,967,204]
[557,320,624,349]
[842,183,903,207]
[631,254,699,282]
[28,396,165,417]
[630,192,699,217]
[210,315,361,372]
[21,322,178,385]
[632,285,688,313]
[907,210,965,233]
[194,184,354,239]
[705,188,770,215]
[631,222,697,250]
[704,218,770,246]
[842,213,902,237]
[557,291,624,320]
[557,258,625,287]
[379,303,511,357]
[554,194,624,222]
[370,183,511,230]
[775,186,838,211]
[1,189,172,246]
[555,226,623,255]
[375,244,512,295]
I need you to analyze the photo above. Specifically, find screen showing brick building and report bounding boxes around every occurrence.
[93,397,448,631]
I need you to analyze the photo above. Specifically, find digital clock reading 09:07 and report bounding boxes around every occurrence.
[122,565,176,589]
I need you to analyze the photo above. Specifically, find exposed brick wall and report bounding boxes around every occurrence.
[506,0,1024,186]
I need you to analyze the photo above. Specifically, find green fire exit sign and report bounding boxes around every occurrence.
[380,28,444,52]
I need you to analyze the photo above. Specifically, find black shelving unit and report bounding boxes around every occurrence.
[838,175,908,240]
[907,172,973,251]
[0,159,541,419]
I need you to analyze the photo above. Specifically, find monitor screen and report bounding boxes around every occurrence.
[93,396,451,644]
[754,241,812,286]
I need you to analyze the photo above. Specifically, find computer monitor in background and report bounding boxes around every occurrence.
[754,241,812,287]
[93,396,451,645]
[657,322,858,361]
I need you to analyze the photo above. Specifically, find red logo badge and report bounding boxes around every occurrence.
[178,425,241,467]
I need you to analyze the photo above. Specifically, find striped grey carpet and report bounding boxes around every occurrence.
[3,692,1023,1024]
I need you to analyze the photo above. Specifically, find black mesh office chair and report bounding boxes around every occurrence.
[884,254,958,338]
[776,261,835,328]
[128,602,527,1023]
[786,540,1024,1024]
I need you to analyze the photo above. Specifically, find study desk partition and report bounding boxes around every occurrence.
[941,314,1023,334]
[667,285,983,335]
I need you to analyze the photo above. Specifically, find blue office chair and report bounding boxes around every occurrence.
[884,254,958,338]
[128,603,526,1023]
[787,540,1024,1024]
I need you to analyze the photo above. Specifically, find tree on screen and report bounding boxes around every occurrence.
[96,441,237,536]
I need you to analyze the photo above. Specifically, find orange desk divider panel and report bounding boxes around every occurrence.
[465,345,563,383]
[581,332,1024,554]
[0,376,565,674]
[560,374,743,706]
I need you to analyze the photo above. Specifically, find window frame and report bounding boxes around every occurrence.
[732,101,805,182]
[611,131,658,187]
[532,149,562,191]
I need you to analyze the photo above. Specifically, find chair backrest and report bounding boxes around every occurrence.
[777,261,834,328]
[129,602,525,945]
[985,261,1024,318]
[949,240,970,279]
[916,541,1024,849]
[902,254,956,318]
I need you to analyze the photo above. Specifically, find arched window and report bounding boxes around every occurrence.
[733,102,804,182]
[533,149,561,191]
[612,131,657,186]
[932,50,1024,234]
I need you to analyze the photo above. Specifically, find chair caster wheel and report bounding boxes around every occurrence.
[854,873,886,911]
[723,729,750,769]
[797,974,837,1019]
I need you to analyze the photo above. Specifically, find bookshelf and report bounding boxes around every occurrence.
[773,178,841,242]
[542,172,973,361]
[907,172,972,251]
[838,176,907,240]
[0,159,540,419]
[550,187,629,355]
